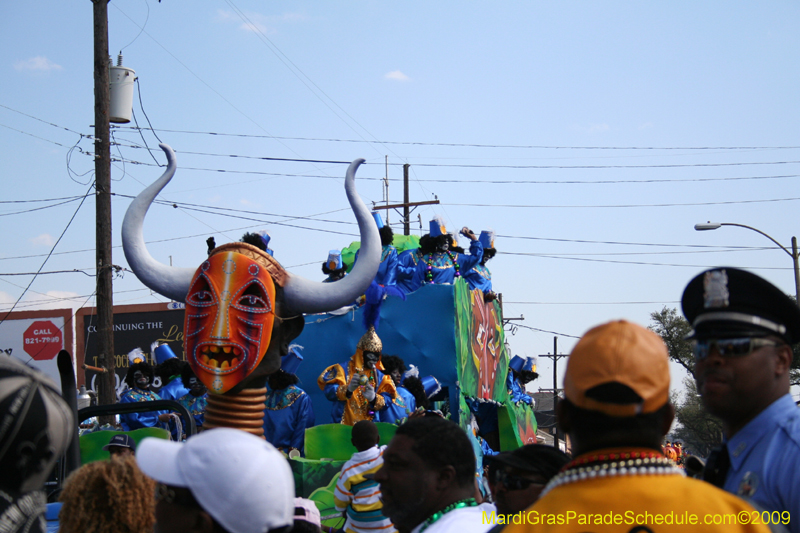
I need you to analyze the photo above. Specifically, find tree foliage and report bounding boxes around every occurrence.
[671,377,723,457]
[648,306,695,378]
[650,307,721,457]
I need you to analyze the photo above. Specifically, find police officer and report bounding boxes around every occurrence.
[682,267,800,532]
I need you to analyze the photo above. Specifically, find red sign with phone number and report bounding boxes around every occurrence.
[23,320,62,360]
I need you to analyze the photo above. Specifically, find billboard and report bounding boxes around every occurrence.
[76,303,186,395]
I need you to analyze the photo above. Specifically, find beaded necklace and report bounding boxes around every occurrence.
[424,252,460,284]
[417,498,477,533]
[540,450,683,499]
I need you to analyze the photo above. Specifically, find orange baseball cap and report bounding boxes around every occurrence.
[563,320,670,417]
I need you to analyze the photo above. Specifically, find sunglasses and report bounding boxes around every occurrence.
[691,337,780,362]
[494,469,546,491]
[155,483,200,508]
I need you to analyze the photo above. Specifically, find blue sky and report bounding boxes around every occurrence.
[2,2,799,399]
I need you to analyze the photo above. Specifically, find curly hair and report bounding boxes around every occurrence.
[419,234,451,255]
[380,355,406,375]
[59,455,156,533]
[155,358,186,381]
[379,225,394,246]
[268,368,299,390]
[402,376,429,410]
[180,362,199,389]
[241,232,267,251]
[124,362,154,389]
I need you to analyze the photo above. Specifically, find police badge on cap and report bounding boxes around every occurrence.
[682,267,800,343]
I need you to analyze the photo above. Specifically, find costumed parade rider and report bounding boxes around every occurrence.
[153,343,189,402]
[323,250,348,283]
[507,355,537,406]
[395,238,426,294]
[176,363,208,437]
[411,218,483,287]
[468,355,537,454]
[263,344,315,456]
[318,326,396,425]
[378,355,416,424]
[241,230,274,256]
[463,230,498,302]
[153,343,190,440]
[119,350,170,432]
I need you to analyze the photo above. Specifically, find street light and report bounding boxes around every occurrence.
[694,222,800,305]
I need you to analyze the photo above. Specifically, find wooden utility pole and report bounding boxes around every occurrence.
[93,0,115,410]
[403,164,409,234]
[539,337,567,450]
[373,163,439,235]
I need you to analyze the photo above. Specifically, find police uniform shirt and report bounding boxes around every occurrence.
[722,393,800,533]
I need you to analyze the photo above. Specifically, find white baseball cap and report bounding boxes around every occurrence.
[137,428,294,533]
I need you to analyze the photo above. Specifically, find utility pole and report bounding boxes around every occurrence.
[93,0,115,411]
[539,337,567,450]
[403,164,409,234]
[373,163,439,235]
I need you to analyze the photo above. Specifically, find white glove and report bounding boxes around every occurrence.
[347,374,361,392]
[364,383,376,402]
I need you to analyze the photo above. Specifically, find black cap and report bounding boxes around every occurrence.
[681,267,800,344]
[102,433,136,451]
[490,444,570,480]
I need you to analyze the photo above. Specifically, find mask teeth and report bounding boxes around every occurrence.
[198,345,243,370]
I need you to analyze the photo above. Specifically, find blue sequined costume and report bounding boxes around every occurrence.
[262,384,315,454]
[118,388,167,431]
[158,376,190,402]
[378,385,416,425]
[463,263,492,293]
[177,393,208,431]
[411,240,483,286]
[395,249,423,294]
[355,245,399,286]
[507,372,533,405]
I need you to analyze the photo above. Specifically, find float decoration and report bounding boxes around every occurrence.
[122,144,380,435]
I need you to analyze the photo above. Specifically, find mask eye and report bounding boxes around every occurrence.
[233,283,272,313]
[187,277,216,307]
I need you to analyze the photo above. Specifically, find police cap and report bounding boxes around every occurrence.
[681,267,800,344]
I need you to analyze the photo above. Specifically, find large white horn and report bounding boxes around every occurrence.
[282,159,380,314]
[121,144,195,303]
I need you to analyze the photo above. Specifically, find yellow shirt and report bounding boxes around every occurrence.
[498,449,775,533]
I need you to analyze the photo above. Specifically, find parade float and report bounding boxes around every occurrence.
[117,144,537,521]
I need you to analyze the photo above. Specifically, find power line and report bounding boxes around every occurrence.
[0,122,72,148]
[0,184,94,325]
[505,252,792,269]
[110,3,345,182]
[498,235,762,248]
[449,197,800,209]
[0,269,94,276]
[0,196,86,204]
[220,0,405,162]
[505,301,680,306]
[113,126,800,151]
[0,197,84,217]
[0,103,87,137]
[512,323,581,339]
[105,146,800,171]
[501,247,774,257]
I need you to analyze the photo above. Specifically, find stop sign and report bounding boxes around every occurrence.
[23,321,62,361]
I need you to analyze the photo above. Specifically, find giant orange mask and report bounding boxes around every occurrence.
[184,244,284,394]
